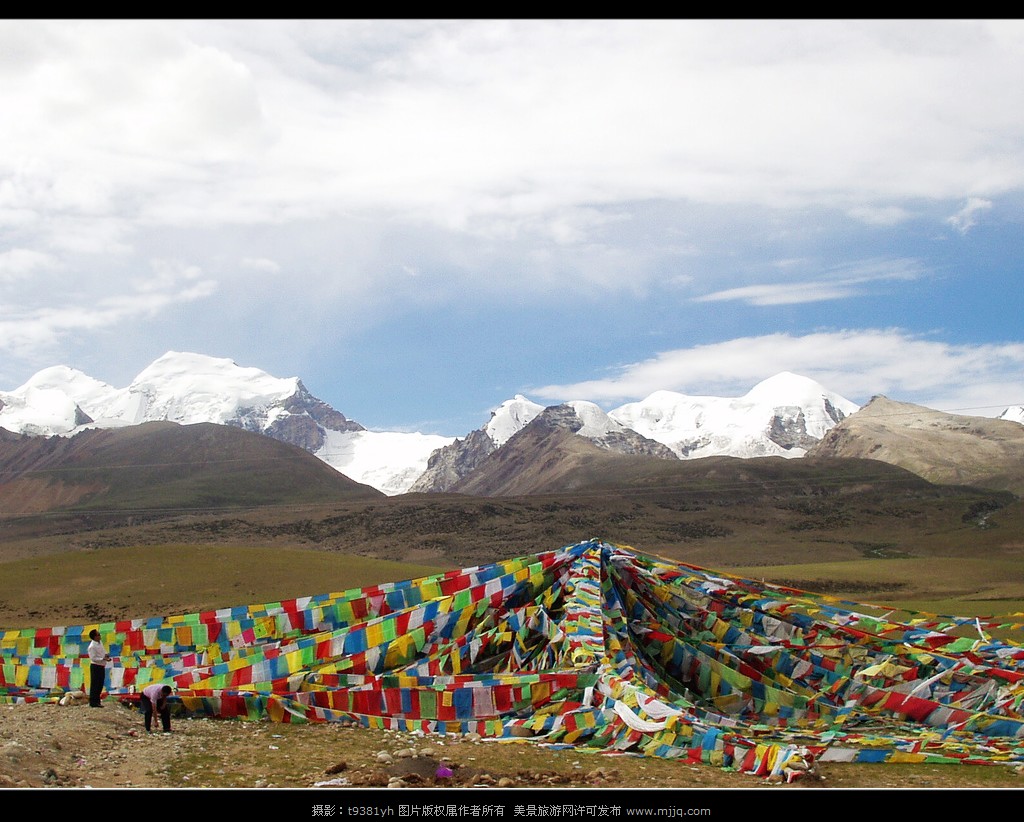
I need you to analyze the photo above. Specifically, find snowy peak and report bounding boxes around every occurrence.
[999,406,1024,425]
[0,352,310,432]
[412,374,859,493]
[484,395,545,447]
[484,396,648,446]
[411,395,679,493]
[564,400,625,439]
[609,373,859,459]
[410,394,545,494]
[533,403,678,460]
[744,370,830,400]
[0,352,450,497]
[125,351,302,426]
[0,382,88,437]
[0,366,125,435]
[745,371,855,431]
[1,358,863,496]
[17,365,118,404]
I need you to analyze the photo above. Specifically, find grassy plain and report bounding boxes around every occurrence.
[3,489,1024,629]
[4,539,1024,630]
[3,503,1024,793]
[0,544,443,629]
[723,556,1024,618]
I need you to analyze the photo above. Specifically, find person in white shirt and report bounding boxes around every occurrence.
[87,629,110,708]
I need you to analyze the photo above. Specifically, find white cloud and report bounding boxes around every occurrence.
[46,216,134,255]
[0,20,1018,333]
[947,197,993,233]
[240,257,281,273]
[3,20,1023,240]
[694,282,856,306]
[0,248,55,281]
[531,330,1024,416]
[848,205,912,226]
[693,258,923,306]
[143,259,206,293]
[0,259,217,358]
[0,21,1021,425]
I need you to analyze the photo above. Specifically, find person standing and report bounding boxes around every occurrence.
[140,683,174,733]
[87,629,110,708]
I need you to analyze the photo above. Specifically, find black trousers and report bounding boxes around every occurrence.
[141,695,171,732]
[89,663,105,706]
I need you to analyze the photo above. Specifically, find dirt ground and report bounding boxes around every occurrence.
[0,699,763,790]
[4,698,1024,795]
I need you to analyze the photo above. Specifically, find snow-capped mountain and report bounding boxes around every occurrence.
[561,400,678,457]
[484,395,545,447]
[409,396,677,493]
[609,372,859,459]
[999,406,1024,425]
[0,352,454,496]
[0,366,123,435]
[410,374,850,493]
[408,395,544,493]
[1,355,863,497]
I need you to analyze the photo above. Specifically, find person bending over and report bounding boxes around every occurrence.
[140,683,174,733]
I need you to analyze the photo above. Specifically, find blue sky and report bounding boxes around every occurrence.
[1,20,1023,435]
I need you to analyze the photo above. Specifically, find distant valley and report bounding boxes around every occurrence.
[1,350,1022,631]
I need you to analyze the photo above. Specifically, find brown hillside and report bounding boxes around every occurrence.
[451,424,616,495]
[808,396,1024,494]
[0,421,382,520]
[449,401,955,500]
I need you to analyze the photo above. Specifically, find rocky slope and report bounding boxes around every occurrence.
[808,396,1024,494]
[412,374,860,493]
[446,405,703,496]
[411,401,676,493]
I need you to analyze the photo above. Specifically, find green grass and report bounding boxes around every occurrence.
[0,544,444,629]
[722,556,1024,618]
[7,541,1024,630]
[3,489,1022,629]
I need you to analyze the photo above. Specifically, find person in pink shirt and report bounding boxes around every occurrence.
[141,683,173,733]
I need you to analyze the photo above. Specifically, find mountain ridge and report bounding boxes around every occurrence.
[410,372,865,493]
[2,352,1021,497]
[808,395,1024,494]
[0,420,383,519]
[0,352,451,496]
